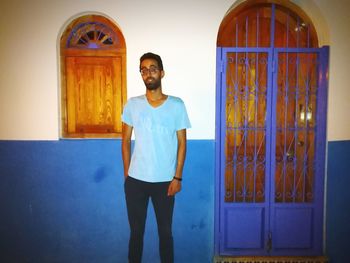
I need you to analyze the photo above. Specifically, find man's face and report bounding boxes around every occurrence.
[140,59,164,90]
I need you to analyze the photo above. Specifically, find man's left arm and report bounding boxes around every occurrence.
[167,129,187,196]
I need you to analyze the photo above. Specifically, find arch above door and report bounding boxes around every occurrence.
[220,0,330,46]
[217,0,318,48]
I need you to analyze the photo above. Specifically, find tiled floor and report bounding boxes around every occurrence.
[213,256,328,263]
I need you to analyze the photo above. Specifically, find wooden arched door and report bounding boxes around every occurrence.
[215,1,329,257]
[60,15,126,138]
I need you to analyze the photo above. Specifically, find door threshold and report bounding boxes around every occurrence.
[214,256,328,263]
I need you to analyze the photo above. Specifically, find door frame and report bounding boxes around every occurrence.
[214,46,329,256]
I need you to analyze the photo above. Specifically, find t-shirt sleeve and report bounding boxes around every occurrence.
[121,100,133,127]
[176,100,191,131]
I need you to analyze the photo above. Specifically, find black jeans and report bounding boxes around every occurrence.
[124,176,174,263]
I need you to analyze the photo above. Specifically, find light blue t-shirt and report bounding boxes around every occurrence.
[122,95,191,183]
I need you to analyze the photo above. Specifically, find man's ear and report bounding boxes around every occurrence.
[161,70,165,78]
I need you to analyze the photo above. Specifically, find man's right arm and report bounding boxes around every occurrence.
[122,123,133,178]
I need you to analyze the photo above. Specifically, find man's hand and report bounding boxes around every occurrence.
[167,179,182,196]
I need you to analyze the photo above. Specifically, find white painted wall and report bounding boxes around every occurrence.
[0,0,349,141]
[312,0,350,141]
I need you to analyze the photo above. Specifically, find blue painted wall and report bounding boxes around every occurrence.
[0,140,214,263]
[326,140,350,263]
[0,140,349,262]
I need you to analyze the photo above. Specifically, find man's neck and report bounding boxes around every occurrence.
[146,87,165,101]
[145,87,168,107]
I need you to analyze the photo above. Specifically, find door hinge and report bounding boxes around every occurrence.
[266,231,272,253]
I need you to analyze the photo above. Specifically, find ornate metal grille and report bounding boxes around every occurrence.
[275,52,319,203]
[222,3,320,205]
[66,22,118,49]
[225,52,268,203]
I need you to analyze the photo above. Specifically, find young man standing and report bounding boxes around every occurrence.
[121,52,191,263]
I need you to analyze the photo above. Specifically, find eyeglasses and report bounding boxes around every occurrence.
[140,66,159,76]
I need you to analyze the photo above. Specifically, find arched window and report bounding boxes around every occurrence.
[60,14,126,138]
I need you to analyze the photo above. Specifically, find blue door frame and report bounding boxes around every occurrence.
[215,46,329,256]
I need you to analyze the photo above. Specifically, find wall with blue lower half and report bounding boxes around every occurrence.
[325,140,350,263]
[0,139,349,263]
[0,140,214,263]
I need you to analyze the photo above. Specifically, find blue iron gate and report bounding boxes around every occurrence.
[215,46,329,256]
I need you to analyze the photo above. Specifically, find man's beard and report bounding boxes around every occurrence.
[144,77,161,90]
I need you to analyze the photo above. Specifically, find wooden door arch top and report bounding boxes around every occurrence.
[60,14,126,53]
[217,0,319,48]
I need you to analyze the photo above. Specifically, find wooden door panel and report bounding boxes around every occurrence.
[66,56,122,135]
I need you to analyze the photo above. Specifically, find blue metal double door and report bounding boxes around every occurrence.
[217,47,328,256]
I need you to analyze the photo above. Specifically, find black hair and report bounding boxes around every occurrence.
[139,52,164,71]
